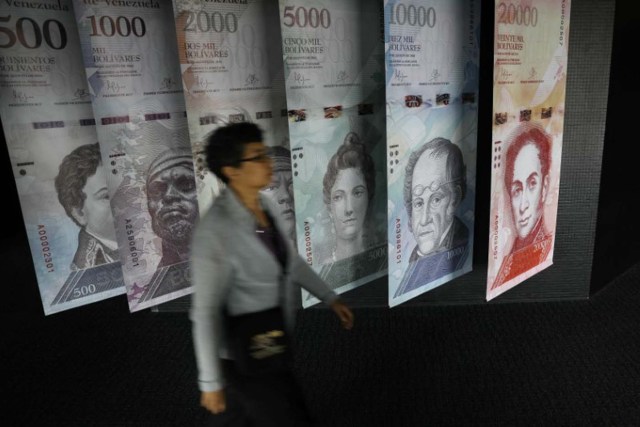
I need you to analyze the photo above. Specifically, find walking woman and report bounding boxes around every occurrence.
[190,122,354,426]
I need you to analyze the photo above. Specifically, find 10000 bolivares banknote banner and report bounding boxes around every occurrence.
[174,0,292,242]
[0,1,125,315]
[279,0,387,306]
[73,0,198,311]
[487,0,570,301]
[385,0,479,307]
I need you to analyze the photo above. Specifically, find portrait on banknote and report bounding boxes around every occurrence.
[393,136,470,297]
[489,122,554,292]
[145,148,198,269]
[385,0,479,306]
[319,131,376,264]
[99,116,198,308]
[486,0,570,300]
[290,114,387,305]
[55,143,118,270]
[260,145,296,245]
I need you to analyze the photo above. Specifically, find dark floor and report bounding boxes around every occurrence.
[3,231,640,426]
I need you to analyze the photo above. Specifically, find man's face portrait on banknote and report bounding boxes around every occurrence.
[146,149,198,259]
[410,150,458,255]
[404,138,466,257]
[55,142,117,270]
[74,163,115,241]
[504,126,551,241]
[260,146,296,242]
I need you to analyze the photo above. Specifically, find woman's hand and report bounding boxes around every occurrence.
[201,390,226,414]
[331,299,354,330]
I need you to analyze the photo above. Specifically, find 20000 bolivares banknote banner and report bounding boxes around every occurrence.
[487,0,571,300]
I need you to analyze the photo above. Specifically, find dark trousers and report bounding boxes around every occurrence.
[203,360,314,427]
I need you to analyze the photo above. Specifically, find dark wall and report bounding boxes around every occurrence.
[590,1,640,295]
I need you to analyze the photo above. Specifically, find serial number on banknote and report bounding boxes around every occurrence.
[303,221,312,265]
[125,220,140,268]
[38,225,55,273]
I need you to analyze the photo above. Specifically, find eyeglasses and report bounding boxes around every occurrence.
[239,153,271,163]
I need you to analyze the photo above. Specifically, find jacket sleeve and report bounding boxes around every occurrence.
[290,254,339,305]
[189,215,232,392]
[260,194,338,305]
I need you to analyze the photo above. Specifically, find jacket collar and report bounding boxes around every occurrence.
[219,186,273,231]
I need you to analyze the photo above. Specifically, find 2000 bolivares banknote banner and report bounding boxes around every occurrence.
[385,0,480,307]
[0,0,125,315]
[487,0,571,300]
[72,0,197,311]
[173,0,291,241]
[279,0,388,307]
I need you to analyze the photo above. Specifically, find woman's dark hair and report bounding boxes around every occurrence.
[205,122,263,184]
[322,132,375,206]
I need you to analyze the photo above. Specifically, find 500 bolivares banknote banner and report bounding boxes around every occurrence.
[279,0,388,307]
[487,0,570,301]
[0,0,125,315]
[385,0,480,307]
[173,0,293,243]
[72,0,198,311]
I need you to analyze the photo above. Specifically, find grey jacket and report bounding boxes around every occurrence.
[190,187,338,392]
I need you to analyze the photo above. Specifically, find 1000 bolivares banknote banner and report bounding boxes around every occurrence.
[385,0,479,307]
[487,0,570,301]
[0,1,125,315]
[173,0,292,242]
[72,0,198,311]
[279,0,387,307]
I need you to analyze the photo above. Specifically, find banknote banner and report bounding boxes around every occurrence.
[487,0,570,300]
[173,0,293,243]
[72,0,197,311]
[385,0,480,307]
[279,0,388,307]
[0,1,125,315]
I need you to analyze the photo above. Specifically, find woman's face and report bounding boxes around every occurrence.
[329,168,368,241]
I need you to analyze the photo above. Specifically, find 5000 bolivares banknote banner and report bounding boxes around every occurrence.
[0,0,125,315]
[72,0,197,311]
[173,0,293,245]
[385,0,479,307]
[278,0,388,307]
[487,0,570,301]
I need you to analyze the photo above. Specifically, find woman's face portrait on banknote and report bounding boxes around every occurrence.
[329,167,368,242]
[323,132,375,261]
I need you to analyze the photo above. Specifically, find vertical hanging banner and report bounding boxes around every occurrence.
[386,0,480,307]
[0,1,125,314]
[72,0,197,311]
[173,0,294,244]
[279,0,388,306]
[487,0,570,300]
